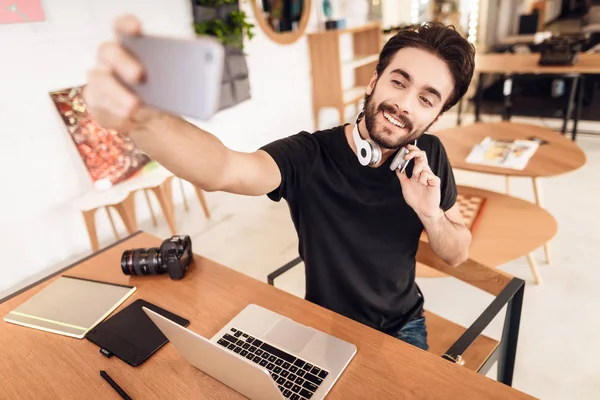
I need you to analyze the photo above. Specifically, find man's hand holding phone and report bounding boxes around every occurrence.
[81,14,279,198]
[84,15,156,134]
[397,144,443,221]
[84,14,224,134]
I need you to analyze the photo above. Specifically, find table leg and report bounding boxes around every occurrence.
[572,75,585,141]
[561,75,579,135]
[82,209,100,252]
[456,97,463,126]
[143,189,158,227]
[527,253,542,285]
[543,242,552,265]
[475,73,483,122]
[532,177,551,264]
[532,177,542,205]
[150,184,177,235]
[195,187,211,219]
[179,178,189,212]
[113,193,138,234]
[502,74,513,121]
[105,207,120,240]
[163,177,177,227]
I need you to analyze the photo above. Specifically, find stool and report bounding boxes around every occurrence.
[75,166,212,252]
[173,177,211,219]
[75,166,175,251]
[74,187,137,252]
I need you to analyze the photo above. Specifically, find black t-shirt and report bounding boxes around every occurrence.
[259,125,457,334]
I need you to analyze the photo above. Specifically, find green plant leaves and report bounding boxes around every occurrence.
[193,2,255,51]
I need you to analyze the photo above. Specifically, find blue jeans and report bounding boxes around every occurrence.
[392,316,428,351]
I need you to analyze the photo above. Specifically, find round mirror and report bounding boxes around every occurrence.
[250,0,312,45]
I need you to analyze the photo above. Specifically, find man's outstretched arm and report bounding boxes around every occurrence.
[84,14,281,197]
[126,113,281,196]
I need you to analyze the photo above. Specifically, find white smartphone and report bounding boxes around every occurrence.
[120,34,225,121]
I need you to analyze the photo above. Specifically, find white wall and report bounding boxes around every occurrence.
[381,0,412,29]
[0,0,323,294]
[481,0,533,46]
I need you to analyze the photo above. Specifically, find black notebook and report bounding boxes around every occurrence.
[86,299,189,366]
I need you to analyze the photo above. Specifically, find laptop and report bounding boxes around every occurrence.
[142,303,357,400]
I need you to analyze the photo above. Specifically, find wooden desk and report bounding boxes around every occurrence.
[497,35,537,46]
[0,232,534,399]
[466,52,600,140]
[417,185,557,283]
[474,53,600,75]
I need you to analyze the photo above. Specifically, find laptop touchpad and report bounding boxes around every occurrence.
[263,318,316,354]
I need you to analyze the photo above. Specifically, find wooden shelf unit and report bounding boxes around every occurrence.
[307,22,383,129]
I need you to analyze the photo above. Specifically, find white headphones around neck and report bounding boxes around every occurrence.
[351,111,416,173]
[352,111,382,166]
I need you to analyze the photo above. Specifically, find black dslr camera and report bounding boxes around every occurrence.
[121,235,193,280]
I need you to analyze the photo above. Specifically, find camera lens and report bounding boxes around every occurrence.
[121,247,163,276]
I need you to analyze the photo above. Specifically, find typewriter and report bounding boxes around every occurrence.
[538,36,583,66]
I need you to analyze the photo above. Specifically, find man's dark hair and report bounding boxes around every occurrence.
[374,22,476,114]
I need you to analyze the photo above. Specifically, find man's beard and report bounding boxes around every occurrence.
[363,93,433,150]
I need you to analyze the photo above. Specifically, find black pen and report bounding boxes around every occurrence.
[100,370,133,400]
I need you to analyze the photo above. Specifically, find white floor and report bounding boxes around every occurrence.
[9,111,600,399]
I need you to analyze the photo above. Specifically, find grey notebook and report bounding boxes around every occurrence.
[3,276,136,339]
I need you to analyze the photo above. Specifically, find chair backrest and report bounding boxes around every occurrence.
[415,239,514,296]
[416,239,525,386]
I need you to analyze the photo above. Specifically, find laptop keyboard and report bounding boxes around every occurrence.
[217,327,330,399]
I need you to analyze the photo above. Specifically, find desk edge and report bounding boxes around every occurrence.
[0,231,143,304]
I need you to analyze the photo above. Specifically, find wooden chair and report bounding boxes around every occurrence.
[266,239,525,387]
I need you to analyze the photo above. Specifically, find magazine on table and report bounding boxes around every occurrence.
[465,136,539,170]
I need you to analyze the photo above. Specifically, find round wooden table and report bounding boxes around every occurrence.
[435,121,587,178]
[417,185,558,282]
[434,121,585,270]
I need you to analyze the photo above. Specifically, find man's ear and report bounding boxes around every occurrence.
[366,71,378,96]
